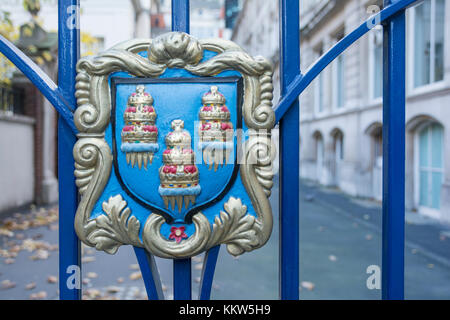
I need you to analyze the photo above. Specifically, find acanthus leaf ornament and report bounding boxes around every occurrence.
[73,32,276,259]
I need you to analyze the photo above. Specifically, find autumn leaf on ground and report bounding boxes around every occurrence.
[106,286,120,294]
[129,271,142,280]
[25,282,36,290]
[82,256,96,263]
[300,281,315,291]
[30,249,50,260]
[328,255,338,262]
[47,276,57,284]
[1,279,16,290]
[29,291,47,300]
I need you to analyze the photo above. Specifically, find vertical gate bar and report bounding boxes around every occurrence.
[134,247,165,300]
[278,0,300,300]
[172,0,190,34]
[171,0,192,300]
[382,0,406,300]
[58,0,81,300]
[173,258,192,300]
[198,245,221,300]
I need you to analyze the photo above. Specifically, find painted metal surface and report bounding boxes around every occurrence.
[278,0,300,301]
[57,0,81,300]
[171,0,192,301]
[134,247,164,300]
[382,0,406,300]
[198,245,220,300]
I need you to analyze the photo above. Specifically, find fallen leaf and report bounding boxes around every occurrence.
[30,249,50,260]
[47,276,57,284]
[300,281,315,291]
[1,279,16,290]
[29,291,47,300]
[25,282,36,290]
[82,256,96,263]
[116,277,124,284]
[84,288,101,299]
[106,286,120,294]
[328,255,337,262]
[86,272,98,279]
[0,228,14,237]
[129,264,140,270]
[129,271,142,280]
[194,263,203,271]
[4,258,15,265]
[365,234,373,241]
[192,255,203,263]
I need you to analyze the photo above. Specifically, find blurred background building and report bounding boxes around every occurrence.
[233,0,450,223]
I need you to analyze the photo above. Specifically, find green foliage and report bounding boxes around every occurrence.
[0,10,18,86]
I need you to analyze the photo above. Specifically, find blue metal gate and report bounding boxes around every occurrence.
[0,0,417,300]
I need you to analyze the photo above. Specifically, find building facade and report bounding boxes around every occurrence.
[233,0,450,223]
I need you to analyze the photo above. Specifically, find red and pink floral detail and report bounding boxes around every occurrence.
[169,226,188,243]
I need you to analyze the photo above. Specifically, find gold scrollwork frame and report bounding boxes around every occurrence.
[73,32,275,259]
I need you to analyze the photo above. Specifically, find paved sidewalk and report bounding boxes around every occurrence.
[1,179,450,299]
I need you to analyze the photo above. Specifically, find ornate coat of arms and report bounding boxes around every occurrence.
[73,32,276,259]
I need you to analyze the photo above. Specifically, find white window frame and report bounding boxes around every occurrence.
[368,26,384,104]
[413,121,445,219]
[408,0,447,94]
[314,44,326,116]
[314,72,326,116]
[332,30,346,111]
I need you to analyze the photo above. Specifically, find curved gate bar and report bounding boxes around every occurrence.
[0,35,77,133]
[134,247,165,300]
[198,245,221,300]
[274,0,420,124]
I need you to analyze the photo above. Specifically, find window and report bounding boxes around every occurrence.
[0,85,25,116]
[333,29,345,109]
[418,123,444,210]
[314,44,325,114]
[369,27,383,100]
[315,134,324,181]
[413,0,445,88]
[315,72,325,113]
